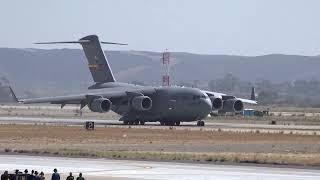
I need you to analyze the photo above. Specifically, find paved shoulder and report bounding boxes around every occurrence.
[0,155,319,180]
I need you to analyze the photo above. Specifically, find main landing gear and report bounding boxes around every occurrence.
[123,120,145,125]
[160,121,181,126]
[197,120,205,126]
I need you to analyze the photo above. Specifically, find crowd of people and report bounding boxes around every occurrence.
[1,169,85,180]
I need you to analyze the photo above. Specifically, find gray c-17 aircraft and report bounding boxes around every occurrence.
[11,35,256,126]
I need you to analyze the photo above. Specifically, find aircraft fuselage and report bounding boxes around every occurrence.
[112,86,212,123]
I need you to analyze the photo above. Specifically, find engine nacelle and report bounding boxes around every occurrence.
[89,98,112,113]
[222,99,244,112]
[131,96,152,111]
[210,97,223,110]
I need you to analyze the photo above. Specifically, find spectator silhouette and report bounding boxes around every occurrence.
[34,171,40,180]
[76,173,84,180]
[66,172,74,180]
[39,172,45,180]
[1,171,9,180]
[28,170,34,180]
[51,169,60,180]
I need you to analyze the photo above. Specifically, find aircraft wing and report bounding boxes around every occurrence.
[20,87,156,107]
[236,98,257,104]
[202,90,226,98]
[23,94,87,104]
[202,90,257,104]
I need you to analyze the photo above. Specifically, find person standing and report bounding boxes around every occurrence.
[14,170,19,180]
[76,173,84,180]
[28,170,34,180]
[1,171,9,180]
[34,171,40,180]
[23,169,29,180]
[65,172,74,180]
[51,169,60,180]
[39,172,45,180]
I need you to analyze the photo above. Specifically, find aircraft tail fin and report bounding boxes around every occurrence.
[35,35,127,83]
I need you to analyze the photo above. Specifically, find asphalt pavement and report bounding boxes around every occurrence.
[0,155,319,180]
[0,116,319,135]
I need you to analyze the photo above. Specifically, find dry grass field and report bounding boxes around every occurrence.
[0,104,320,166]
[0,124,320,166]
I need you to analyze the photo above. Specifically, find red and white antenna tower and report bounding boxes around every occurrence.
[161,49,170,86]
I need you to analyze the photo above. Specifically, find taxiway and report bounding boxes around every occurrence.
[0,116,319,135]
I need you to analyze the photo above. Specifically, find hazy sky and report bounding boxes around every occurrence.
[0,0,319,55]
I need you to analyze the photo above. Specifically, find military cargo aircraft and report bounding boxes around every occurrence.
[11,35,256,126]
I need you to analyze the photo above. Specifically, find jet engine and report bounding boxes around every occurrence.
[131,96,152,111]
[222,99,244,112]
[89,98,112,113]
[210,97,223,110]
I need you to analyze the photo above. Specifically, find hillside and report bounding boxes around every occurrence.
[0,48,319,97]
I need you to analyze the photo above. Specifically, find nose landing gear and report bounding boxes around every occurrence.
[197,120,205,126]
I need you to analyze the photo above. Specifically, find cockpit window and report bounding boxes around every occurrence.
[193,95,207,100]
[202,92,209,99]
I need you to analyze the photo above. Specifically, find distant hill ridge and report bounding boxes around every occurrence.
[0,48,319,96]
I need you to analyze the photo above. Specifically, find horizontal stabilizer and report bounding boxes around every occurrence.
[101,41,128,45]
[35,40,127,45]
[34,40,90,44]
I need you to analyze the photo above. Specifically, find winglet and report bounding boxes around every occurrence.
[8,86,22,103]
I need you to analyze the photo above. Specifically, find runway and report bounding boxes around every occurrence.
[0,116,319,135]
[0,155,319,180]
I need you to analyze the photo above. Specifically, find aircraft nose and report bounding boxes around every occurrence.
[198,98,212,119]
